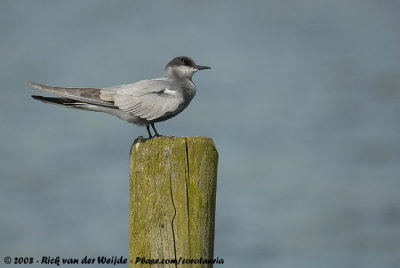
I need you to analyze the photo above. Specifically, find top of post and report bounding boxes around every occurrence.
[133,136,216,147]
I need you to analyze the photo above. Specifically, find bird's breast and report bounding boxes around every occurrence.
[182,81,196,100]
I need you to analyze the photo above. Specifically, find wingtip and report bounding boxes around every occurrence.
[26,81,37,87]
[26,81,49,91]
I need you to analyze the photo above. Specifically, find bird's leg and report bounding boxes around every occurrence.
[151,123,162,137]
[146,125,153,138]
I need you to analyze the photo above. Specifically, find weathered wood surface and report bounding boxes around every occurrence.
[129,136,218,267]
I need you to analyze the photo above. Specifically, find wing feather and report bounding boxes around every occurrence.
[27,82,115,107]
[113,79,182,121]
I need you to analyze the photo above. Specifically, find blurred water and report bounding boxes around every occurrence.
[1,0,400,267]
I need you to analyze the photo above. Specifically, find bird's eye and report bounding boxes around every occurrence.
[181,59,186,64]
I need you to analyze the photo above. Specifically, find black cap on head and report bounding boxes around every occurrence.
[167,56,196,68]
[166,56,211,70]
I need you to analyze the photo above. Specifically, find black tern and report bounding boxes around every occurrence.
[28,56,210,138]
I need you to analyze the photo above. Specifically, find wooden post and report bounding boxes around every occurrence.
[129,136,218,267]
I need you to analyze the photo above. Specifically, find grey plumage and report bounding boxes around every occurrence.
[28,56,210,138]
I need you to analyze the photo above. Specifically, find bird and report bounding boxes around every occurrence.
[28,56,211,138]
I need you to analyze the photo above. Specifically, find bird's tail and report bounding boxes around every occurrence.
[31,95,95,111]
[31,95,139,123]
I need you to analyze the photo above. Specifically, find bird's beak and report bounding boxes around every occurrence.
[194,65,211,71]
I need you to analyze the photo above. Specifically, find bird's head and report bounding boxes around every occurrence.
[164,56,211,80]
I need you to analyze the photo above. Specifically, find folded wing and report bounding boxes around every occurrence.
[111,79,183,121]
[28,79,183,121]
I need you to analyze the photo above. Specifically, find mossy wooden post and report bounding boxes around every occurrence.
[129,136,218,267]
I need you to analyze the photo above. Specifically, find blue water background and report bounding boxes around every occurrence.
[1,1,400,267]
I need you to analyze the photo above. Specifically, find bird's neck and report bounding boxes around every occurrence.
[164,67,194,82]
